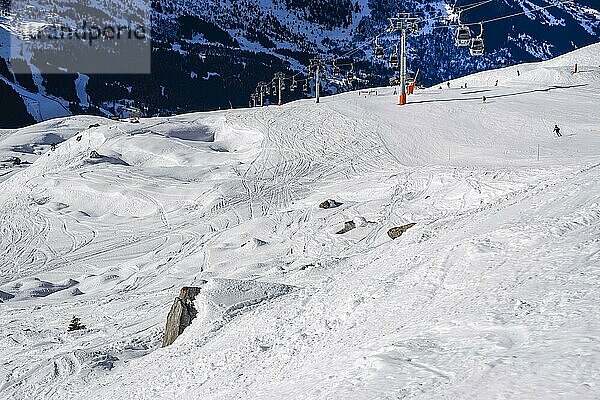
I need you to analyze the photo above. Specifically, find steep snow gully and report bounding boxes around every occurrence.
[0,43,599,399]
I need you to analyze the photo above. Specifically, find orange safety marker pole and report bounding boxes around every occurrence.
[399,92,407,105]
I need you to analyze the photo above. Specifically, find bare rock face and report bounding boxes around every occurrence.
[387,223,417,239]
[162,286,203,347]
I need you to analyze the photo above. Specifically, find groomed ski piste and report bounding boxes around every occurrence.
[0,43,599,400]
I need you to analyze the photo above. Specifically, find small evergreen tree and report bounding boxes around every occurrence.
[68,316,86,332]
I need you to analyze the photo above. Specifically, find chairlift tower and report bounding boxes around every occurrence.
[274,72,286,106]
[256,82,267,107]
[388,13,420,106]
[309,58,326,104]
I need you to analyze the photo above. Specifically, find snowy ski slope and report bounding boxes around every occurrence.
[0,43,599,399]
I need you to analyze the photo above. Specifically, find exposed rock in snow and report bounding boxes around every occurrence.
[319,199,343,209]
[336,220,356,234]
[387,223,417,240]
[162,286,204,347]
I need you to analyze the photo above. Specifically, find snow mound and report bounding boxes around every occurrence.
[190,278,297,337]
[545,42,600,66]
[443,42,600,88]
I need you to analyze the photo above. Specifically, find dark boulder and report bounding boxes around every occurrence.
[387,223,416,240]
[336,220,356,234]
[319,199,342,209]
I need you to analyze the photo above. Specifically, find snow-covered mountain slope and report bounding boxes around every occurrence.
[0,43,599,399]
[1,0,599,126]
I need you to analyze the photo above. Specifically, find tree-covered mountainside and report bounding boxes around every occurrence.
[0,0,598,126]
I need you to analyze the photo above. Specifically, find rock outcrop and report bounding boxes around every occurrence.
[0,290,14,302]
[319,199,342,209]
[387,223,417,239]
[162,286,203,347]
[336,220,356,234]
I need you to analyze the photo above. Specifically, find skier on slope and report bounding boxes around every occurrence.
[553,124,562,137]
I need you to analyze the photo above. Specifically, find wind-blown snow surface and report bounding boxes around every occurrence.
[1,43,599,399]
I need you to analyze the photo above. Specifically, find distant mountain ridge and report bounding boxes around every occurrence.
[0,0,598,127]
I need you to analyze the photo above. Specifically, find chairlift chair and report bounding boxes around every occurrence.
[332,59,341,75]
[389,54,399,69]
[454,11,471,47]
[303,82,309,92]
[455,26,471,47]
[347,63,355,79]
[470,38,484,56]
[469,23,484,56]
[374,35,385,59]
